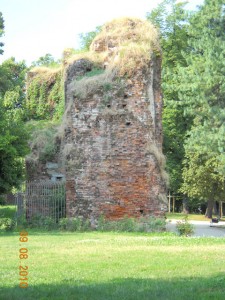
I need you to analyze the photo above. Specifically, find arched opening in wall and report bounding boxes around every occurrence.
[122,104,127,108]
[140,209,144,215]
[126,122,131,126]
[107,104,111,108]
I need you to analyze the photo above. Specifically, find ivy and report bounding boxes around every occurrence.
[26,70,64,121]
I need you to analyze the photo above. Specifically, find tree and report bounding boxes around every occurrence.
[147,0,192,202]
[0,14,30,194]
[79,26,102,50]
[177,0,225,216]
[0,57,27,104]
[0,102,30,194]
[0,12,4,55]
[181,151,225,218]
[31,53,60,67]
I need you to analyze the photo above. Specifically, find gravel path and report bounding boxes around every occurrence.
[166,220,225,237]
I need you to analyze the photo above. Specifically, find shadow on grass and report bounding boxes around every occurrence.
[1,274,224,300]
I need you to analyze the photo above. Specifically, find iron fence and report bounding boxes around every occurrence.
[15,180,66,223]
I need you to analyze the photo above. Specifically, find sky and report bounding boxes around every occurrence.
[0,0,204,65]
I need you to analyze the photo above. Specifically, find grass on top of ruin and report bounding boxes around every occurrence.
[1,230,225,300]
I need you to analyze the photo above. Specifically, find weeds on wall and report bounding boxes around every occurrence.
[26,67,64,121]
[70,67,117,100]
[69,18,160,101]
[145,142,169,187]
[65,51,106,68]
[26,124,58,164]
[90,17,160,76]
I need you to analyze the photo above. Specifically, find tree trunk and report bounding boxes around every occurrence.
[182,196,189,214]
[205,199,214,218]
[213,201,218,216]
[219,201,223,218]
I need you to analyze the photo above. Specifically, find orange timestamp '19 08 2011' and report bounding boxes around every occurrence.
[19,231,29,288]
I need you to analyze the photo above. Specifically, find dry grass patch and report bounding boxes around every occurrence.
[66,51,107,68]
[28,66,62,82]
[67,17,160,101]
[70,67,117,100]
[90,17,160,76]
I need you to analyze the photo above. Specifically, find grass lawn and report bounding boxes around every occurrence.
[166,212,225,222]
[0,205,17,218]
[0,231,225,300]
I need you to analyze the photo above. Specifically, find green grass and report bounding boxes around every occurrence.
[0,231,225,299]
[166,212,225,222]
[0,205,16,218]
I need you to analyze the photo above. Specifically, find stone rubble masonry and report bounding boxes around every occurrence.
[63,30,167,222]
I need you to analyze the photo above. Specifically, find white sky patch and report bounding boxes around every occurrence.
[0,0,204,65]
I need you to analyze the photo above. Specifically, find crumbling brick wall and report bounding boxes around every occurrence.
[63,18,167,222]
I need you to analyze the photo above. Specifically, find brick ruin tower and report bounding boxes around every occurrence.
[63,17,168,223]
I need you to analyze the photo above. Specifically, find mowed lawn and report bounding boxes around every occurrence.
[0,231,225,300]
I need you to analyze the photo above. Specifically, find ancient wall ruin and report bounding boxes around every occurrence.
[63,18,168,222]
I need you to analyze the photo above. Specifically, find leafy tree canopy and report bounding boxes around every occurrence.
[177,0,225,207]
[31,53,60,67]
[79,26,102,50]
[0,12,4,55]
[0,101,30,194]
[0,57,27,103]
[147,0,191,194]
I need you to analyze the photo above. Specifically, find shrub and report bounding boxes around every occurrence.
[96,215,166,232]
[0,196,6,205]
[42,217,57,230]
[118,217,136,232]
[176,215,194,236]
[0,218,16,231]
[12,214,166,233]
[59,217,90,232]
[67,218,82,232]
[27,214,56,230]
[17,215,28,229]
[59,217,68,230]
[26,125,58,164]
[138,216,166,232]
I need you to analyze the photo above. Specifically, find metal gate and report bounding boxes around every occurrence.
[15,180,66,223]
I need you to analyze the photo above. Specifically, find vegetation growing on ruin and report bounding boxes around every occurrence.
[1,0,225,217]
[26,66,64,121]
[70,67,116,99]
[69,17,160,108]
[90,17,160,76]
[145,142,169,188]
[25,121,59,164]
